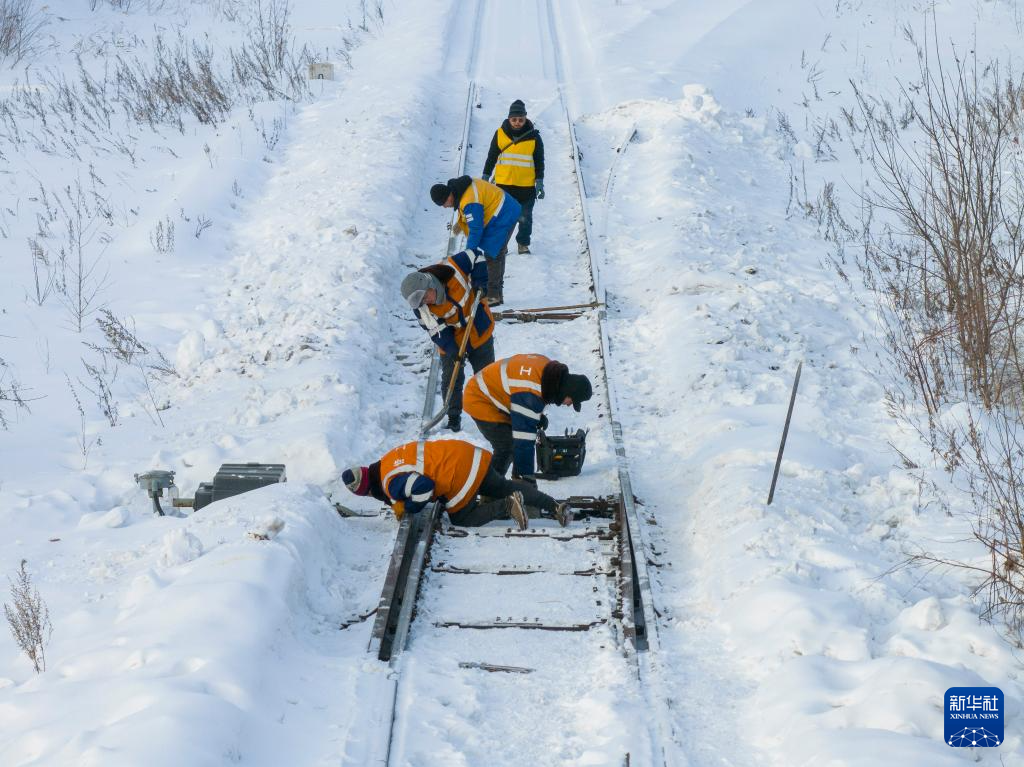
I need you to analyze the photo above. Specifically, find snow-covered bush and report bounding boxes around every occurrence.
[3,560,52,674]
[852,34,1024,641]
[0,0,46,67]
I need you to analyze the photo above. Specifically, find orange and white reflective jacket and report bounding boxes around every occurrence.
[416,250,494,355]
[378,439,492,517]
[463,354,550,475]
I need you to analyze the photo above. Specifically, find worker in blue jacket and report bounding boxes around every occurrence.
[430,175,521,306]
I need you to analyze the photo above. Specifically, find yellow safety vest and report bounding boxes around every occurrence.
[493,127,537,186]
[456,178,507,236]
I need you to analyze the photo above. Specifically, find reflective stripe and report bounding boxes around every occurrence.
[492,191,505,219]
[477,371,509,414]
[497,155,535,167]
[510,403,541,420]
[450,266,469,293]
[403,475,417,498]
[382,442,425,491]
[507,378,542,392]
[447,446,484,509]
[499,359,511,396]
[512,430,536,441]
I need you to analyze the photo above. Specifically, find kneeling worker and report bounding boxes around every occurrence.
[463,354,593,481]
[401,248,495,432]
[342,438,571,529]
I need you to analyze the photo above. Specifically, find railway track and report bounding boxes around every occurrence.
[361,2,672,764]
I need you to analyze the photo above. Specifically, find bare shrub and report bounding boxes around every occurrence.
[854,49,1024,413]
[116,35,232,128]
[55,179,111,332]
[0,356,37,429]
[81,355,118,427]
[65,373,99,466]
[27,236,55,305]
[229,0,310,102]
[89,308,172,425]
[4,560,52,674]
[94,307,147,363]
[852,31,1024,641]
[0,0,47,67]
[194,214,212,238]
[149,215,175,253]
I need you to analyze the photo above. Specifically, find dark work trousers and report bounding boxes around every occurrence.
[448,466,558,526]
[473,418,514,477]
[486,251,507,300]
[441,336,495,420]
[498,184,538,247]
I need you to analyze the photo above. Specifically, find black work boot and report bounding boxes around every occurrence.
[446,414,462,432]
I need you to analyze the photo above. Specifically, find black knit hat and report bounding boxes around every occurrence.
[559,373,593,412]
[508,99,527,118]
[430,183,450,206]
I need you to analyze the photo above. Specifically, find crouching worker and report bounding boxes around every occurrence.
[463,354,593,482]
[401,249,496,432]
[341,438,571,529]
[429,175,521,306]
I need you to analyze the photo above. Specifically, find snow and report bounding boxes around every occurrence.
[2,0,1024,764]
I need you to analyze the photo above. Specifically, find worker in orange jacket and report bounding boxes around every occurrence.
[463,354,593,481]
[401,249,495,432]
[342,438,572,528]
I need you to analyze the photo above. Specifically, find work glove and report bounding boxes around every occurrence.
[470,261,488,291]
[536,179,545,200]
[470,247,488,290]
[537,414,549,432]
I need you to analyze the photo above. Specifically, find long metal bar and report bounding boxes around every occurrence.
[420,290,483,436]
[548,2,676,762]
[368,513,417,658]
[388,502,441,663]
[561,87,658,658]
[767,360,803,505]
[420,81,478,429]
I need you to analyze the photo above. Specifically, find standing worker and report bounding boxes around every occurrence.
[482,99,545,256]
[401,248,495,432]
[463,354,592,482]
[429,175,521,306]
[341,438,572,529]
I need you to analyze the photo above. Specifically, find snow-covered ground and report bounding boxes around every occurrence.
[3,0,1024,764]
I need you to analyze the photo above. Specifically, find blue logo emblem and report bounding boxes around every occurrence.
[945,687,1003,747]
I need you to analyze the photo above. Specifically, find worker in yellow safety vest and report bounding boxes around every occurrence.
[430,175,521,306]
[482,99,545,257]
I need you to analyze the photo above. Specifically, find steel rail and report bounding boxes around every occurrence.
[545,0,678,764]
[371,2,664,762]
[419,80,479,435]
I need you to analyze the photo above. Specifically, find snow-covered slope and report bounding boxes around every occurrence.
[2,0,1024,764]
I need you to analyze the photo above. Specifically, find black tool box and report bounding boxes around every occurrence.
[194,463,287,510]
[535,429,587,479]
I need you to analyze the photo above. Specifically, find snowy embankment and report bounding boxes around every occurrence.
[573,0,1024,763]
[0,1,455,763]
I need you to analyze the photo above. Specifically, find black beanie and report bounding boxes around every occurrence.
[559,374,593,412]
[508,99,527,118]
[430,183,450,206]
